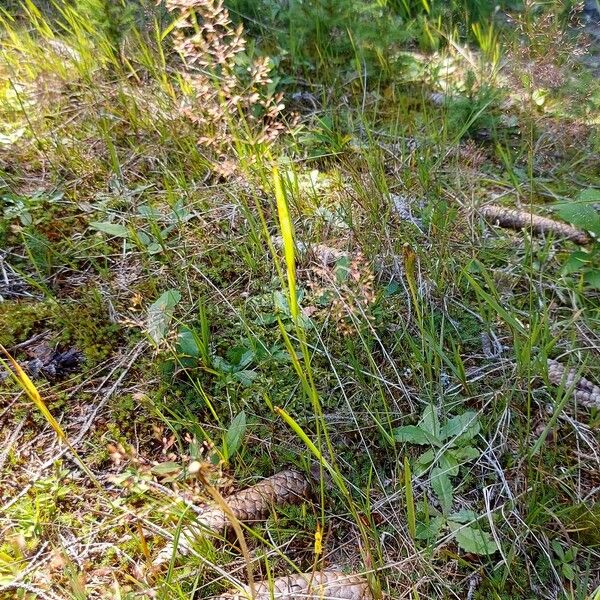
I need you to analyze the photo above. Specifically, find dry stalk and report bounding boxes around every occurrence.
[213,570,373,600]
[547,359,600,410]
[480,204,590,245]
[154,469,310,565]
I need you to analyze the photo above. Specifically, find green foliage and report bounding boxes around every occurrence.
[415,506,498,556]
[72,0,138,48]
[1,0,599,596]
[551,541,578,582]
[443,84,505,141]
[148,289,182,345]
[394,406,481,513]
[555,188,600,290]
[228,0,511,76]
[222,410,247,461]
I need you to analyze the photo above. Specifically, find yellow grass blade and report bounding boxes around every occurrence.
[0,343,102,489]
[0,343,67,442]
[273,166,298,320]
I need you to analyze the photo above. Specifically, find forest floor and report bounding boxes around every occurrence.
[1,1,599,599]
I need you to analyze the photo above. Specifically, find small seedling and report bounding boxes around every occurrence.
[551,540,578,583]
[394,406,481,514]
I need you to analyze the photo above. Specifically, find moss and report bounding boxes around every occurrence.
[0,301,53,347]
[0,293,124,364]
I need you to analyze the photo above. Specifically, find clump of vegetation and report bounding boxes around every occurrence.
[1,0,599,599]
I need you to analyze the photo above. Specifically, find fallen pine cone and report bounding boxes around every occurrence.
[547,359,600,410]
[213,570,373,600]
[481,205,590,245]
[154,469,310,565]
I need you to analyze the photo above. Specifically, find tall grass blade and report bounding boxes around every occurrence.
[404,456,416,540]
[0,343,102,489]
[273,166,298,320]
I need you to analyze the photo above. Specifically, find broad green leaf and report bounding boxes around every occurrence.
[137,230,152,245]
[415,515,445,541]
[224,411,246,460]
[146,242,163,254]
[233,369,258,386]
[562,563,575,581]
[439,452,459,477]
[335,255,351,284]
[273,290,290,315]
[448,446,480,463]
[419,405,440,438]
[178,327,199,357]
[449,509,479,524]
[237,349,255,369]
[531,88,547,106]
[584,269,600,290]
[90,221,130,238]
[449,522,498,555]
[564,547,577,562]
[213,355,233,374]
[440,411,480,444]
[554,203,600,237]
[393,425,437,445]
[551,540,565,560]
[138,205,162,218]
[151,462,181,476]
[561,250,591,275]
[431,466,453,514]
[414,448,436,476]
[577,188,600,203]
[147,289,181,344]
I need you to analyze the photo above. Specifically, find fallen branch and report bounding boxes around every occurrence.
[481,205,591,245]
[547,359,600,410]
[213,570,373,600]
[154,469,311,565]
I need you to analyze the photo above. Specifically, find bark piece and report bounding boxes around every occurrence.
[547,359,600,410]
[154,469,310,565]
[481,204,590,245]
[214,570,373,600]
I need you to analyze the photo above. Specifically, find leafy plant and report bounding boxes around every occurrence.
[551,540,578,582]
[1,190,63,227]
[147,289,181,345]
[415,507,498,555]
[177,330,289,386]
[394,407,497,554]
[222,410,247,461]
[555,188,600,290]
[90,199,194,255]
[394,406,481,513]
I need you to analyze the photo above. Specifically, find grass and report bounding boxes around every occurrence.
[1,0,599,598]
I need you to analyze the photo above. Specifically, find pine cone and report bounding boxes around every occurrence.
[481,205,590,245]
[547,359,600,410]
[213,570,373,600]
[154,469,310,565]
